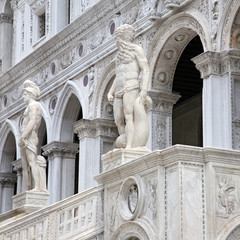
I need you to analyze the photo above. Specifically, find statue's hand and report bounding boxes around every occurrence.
[108,93,114,105]
[138,90,147,104]
[18,138,26,148]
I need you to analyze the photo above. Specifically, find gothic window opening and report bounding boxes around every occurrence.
[38,12,46,39]
[172,35,204,147]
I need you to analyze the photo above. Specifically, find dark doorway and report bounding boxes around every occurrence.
[172,35,204,147]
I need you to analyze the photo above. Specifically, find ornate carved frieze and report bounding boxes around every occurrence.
[42,141,79,158]
[74,118,118,140]
[30,0,46,12]
[163,0,193,10]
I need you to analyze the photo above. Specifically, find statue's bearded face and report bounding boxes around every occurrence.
[116,29,135,43]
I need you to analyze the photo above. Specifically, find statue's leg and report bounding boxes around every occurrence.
[123,90,139,149]
[113,98,125,135]
[20,148,31,191]
[25,149,40,191]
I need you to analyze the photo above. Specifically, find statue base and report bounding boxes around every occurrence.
[12,190,50,213]
[102,147,151,172]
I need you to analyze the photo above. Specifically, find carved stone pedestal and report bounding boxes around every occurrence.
[102,148,151,172]
[12,190,50,213]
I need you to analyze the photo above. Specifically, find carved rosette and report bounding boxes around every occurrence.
[73,119,118,140]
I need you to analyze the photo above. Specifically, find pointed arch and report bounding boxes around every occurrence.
[92,60,116,118]
[51,81,85,141]
[0,120,19,162]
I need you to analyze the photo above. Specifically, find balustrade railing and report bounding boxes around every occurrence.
[0,185,104,240]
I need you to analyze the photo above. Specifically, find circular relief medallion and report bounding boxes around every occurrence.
[164,50,175,60]
[128,184,138,214]
[156,71,168,86]
[119,176,145,221]
[174,34,186,42]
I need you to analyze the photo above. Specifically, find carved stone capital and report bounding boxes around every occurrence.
[0,172,17,186]
[149,90,180,113]
[74,118,118,140]
[192,50,240,79]
[42,141,79,158]
[0,13,13,24]
[192,51,221,78]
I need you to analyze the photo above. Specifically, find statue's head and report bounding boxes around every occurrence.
[23,80,40,101]
[115,24,135,43]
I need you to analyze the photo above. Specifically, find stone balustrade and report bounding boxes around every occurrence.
[0,185,103,240]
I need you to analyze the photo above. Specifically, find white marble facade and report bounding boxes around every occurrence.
[0,0,240,239]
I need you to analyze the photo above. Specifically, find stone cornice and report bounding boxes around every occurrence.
[74,118,118,140]
[0,0,129,92]
[192,49,240,79]
[95,145,240,185]
[42,141,79,158]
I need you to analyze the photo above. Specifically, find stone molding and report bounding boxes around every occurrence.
[192,50,240,79]
[0,14,13,24]
[74,118,118,140]
[0,172,17,186]
[42,141,79,158]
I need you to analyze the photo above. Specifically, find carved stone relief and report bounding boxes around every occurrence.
[145,177,158,219]
[217,175,236,218]
[109,191,119,233]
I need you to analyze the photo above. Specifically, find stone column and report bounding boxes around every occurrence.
[148,90,180,150]
[0,172,17,213]
[12,159,23,194]
[42,142,78,204]
[0,13,13,72]
[74,118,118,192]
[192,51,234,148]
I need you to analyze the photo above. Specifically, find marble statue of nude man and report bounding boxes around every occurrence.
[108,24,152,149]
[18,80,46,191]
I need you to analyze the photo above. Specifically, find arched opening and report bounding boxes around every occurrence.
[61,94,82,195]
[226,224,240,239]
[172,35,204,147]
[0,131,17,213]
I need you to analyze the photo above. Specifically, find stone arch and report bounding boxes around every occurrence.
[110,221,156,240]
[217,215,240,240]
[148,13,209,91]
[51,81,85,141]
[0,120,19,163]
[219,0,240,50]
[93,60,116,119]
